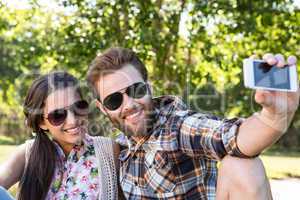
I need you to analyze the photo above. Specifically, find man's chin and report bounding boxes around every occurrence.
[115,118,153,137]
[122,125,148,137]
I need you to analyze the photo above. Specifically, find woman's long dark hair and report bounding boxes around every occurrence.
[18,71,82,200]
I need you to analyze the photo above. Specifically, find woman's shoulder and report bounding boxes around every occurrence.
[90,135,119,163]
[90,135,119,199]
[89,135,117,147]
[24,138,35,147]
[22,139,36,165]
[23,139,34,152]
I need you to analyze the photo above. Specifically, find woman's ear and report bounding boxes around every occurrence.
[39,121,48,131]
[95,99,107,116]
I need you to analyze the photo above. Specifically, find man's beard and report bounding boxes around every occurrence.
[113,109,156,137]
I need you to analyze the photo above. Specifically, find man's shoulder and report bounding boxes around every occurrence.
[153,95,212,117]
[153,95,215,130]
[153,95,187,111]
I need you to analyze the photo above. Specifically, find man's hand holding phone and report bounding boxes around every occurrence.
[244,53,300,133]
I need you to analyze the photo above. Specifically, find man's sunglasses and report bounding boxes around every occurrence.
[100,82,148,111]
[45,100,89,126]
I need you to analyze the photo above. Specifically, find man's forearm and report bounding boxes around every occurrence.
[234,53,299,157]
[236,110,295,157]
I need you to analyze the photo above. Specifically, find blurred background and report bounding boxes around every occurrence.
[0,0,299,198]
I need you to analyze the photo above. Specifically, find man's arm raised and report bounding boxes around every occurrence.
[237,54,299,157]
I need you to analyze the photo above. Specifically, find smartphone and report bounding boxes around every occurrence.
[243,58,299,92]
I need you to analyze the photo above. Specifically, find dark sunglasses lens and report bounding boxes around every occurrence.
[47,109,67,126]
[73,100,89,116]
[128,82,147,98]
[103,92,123,110]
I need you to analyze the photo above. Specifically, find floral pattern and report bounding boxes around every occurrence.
[46,135,99,200]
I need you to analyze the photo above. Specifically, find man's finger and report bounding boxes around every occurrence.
[255,90,273,107]
[287,55,297,66]
[274,54,285,68]
[262,53,277,66]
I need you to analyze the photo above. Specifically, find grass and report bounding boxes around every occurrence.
[0,145,300,197]
[0,145,19,163]
[261,150,300,179]
[0,135,15,145]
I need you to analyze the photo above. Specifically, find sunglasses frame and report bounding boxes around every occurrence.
[98,82,149,111]
[45,100,89,126]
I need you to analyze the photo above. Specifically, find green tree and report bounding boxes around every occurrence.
[0,0,299,148]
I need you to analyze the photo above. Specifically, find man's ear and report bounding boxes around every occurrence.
[146,81,153,96]
[95,99,107,115]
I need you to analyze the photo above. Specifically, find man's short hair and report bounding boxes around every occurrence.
[87,47,148,89]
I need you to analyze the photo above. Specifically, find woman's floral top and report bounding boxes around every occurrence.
[46,135,100,200]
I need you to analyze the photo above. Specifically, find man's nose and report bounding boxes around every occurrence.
[122,93,137,111]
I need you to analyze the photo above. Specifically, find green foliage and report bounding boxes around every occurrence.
[0,0,299,147]
[0,135,15,145]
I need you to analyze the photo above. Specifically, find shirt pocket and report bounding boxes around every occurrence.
[145,151,177,193]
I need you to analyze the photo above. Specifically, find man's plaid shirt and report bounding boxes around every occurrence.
[116,96,249,200]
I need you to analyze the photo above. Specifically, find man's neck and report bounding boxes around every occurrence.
[130,134,153,146]
[131,135,146,143]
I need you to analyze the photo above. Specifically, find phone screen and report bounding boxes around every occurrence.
[253,61,290,90]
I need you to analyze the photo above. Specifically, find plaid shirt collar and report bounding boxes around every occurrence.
[116,95,187,162]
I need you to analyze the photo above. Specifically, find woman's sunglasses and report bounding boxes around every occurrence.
[45,100,89,126]
[100,82,148,111]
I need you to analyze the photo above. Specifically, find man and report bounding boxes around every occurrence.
[87,47,299,199]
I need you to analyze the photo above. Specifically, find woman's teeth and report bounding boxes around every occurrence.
[65,127,80,134]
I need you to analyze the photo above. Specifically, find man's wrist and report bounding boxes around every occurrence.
[254,109,294,133]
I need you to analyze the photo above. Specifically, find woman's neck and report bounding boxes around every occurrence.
[62,144,73,156]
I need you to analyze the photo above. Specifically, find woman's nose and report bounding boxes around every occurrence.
[65,109,77,124]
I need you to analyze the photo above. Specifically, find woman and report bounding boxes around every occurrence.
[0,186,14,200]
[0,71,121,200]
